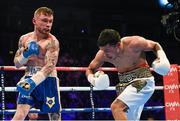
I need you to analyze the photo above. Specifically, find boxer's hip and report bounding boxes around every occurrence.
[116,67,153,95]
[24,66,57,77]
[118,67,152,83]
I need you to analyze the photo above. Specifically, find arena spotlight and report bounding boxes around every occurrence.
[159,0,173,9]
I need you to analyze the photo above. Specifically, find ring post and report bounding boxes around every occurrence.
[163,64,180,120]
[0,66,5,121]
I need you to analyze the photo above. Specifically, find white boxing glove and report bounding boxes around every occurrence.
[152,50,170,75]
[87,71,110,90]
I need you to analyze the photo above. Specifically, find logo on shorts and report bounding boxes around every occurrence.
[46,97,55,108]
[19,81,30,90]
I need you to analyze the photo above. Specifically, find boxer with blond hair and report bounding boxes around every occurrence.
[12,7,61,121]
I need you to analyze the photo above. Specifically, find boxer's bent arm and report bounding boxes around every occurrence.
[41,39,60,77]
[86,62,96,86]
[141,39,170,75]
[86,62,96,77]
[30,39,59,85]
[86,55,110,89]
[14,37,27,68]
[151,42,170,75]
[86,51,104,77]
[142,40,168,58]
[152,42,169,62]
[86,51,105,86]
[153,42,164,57]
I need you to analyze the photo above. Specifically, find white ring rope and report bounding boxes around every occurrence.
[0,106,164,114]
[0,86,163,92]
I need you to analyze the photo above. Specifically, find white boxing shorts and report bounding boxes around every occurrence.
[117,77,155,120]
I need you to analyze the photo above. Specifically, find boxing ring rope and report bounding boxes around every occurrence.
[0,86,163,92]
[1,66,119,72]
[0,65,179,120]
[0,106,165,114]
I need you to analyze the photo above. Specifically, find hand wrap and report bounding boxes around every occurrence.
[152,50,170,75]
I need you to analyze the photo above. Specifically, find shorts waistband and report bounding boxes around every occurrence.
[25,66,42,75]
[118,67,152,83]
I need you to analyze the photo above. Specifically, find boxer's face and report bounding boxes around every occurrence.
[33,13,53,35]
[99,44,119,59]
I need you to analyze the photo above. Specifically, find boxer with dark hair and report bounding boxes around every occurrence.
[86,29,170,120]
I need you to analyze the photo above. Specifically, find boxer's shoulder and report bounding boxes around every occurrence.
[21,32,34,39]
[48,34,59,44]
[20,32,34,43]
[45,35,59,48]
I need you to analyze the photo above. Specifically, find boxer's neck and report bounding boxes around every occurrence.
[33,31,49,40]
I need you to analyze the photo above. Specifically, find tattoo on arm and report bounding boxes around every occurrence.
[14,38,24,61]
[42,40,59,75]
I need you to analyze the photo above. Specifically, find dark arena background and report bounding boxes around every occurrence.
[0,0,180,120]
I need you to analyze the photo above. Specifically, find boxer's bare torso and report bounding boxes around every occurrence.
[88,36,158,73]
[14,32,59,76]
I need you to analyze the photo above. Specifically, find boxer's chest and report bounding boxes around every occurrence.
[107,49,144,72]
[37,40,51,57]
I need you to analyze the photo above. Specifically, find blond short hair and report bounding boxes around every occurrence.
[34,7,53,17]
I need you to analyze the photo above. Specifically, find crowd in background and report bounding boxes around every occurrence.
[1,0,180,120]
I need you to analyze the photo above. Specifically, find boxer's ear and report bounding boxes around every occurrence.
[32,18,36,25]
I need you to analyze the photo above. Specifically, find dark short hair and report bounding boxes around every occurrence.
[97,29,121,47]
